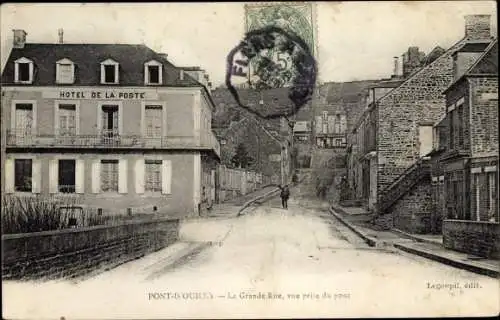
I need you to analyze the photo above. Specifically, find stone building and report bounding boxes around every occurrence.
[437,38,498,258]
[345,15,495,233]
[346,78,404,208]
[1,29,220,217]
[312,81,378,149]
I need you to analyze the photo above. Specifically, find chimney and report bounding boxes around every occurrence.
[158,53,168,60]
[393,56,399,77]
[180,69,184,81]
[12,29,27,49]
[58,28,64,44]
[464,15,491,40]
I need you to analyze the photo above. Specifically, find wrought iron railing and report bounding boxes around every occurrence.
[6,129,220,157]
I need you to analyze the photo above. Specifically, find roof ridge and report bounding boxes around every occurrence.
[377,36,472,104]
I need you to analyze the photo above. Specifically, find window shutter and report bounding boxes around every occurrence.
[32,159,42,193]
[91,160,101,193]
[54,104,60,135]
[118,159,128,194]
[162,107,167,138]
[162,160,172,194]
[75,159,85,193]
[5,159,14,193]
[118,104,123,135]
[135,159,145,194]
[49,159,58,194]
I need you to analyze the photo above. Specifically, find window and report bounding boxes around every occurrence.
[471,168,498,222]
[144,60,163,85]
[448,107,455,150]
[104,65,115,83]
[327,115,335,134]
[14,159,32,192]
[59,104,76,136]
[335,114,342,134]
[14,103,33,135]
[56,59,74,84]
[101,105,119,137]
[145,105,163,137]
[487,171,498,222]
[100,59,119,84]
[148,66,160,83]
[58,160,76,193]
[419,125,433,157]
[101,160,119,192]
[14,57,34,83]
[145,160,162,192]
[18,64,30,81]
[457,103,464,149]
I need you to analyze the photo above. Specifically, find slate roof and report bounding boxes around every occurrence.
[466,39,498,75]
[1,43,201,87]
[324,80,380,104]
[443,38,497,93]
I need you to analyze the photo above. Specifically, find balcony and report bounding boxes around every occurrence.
[6,130,220,157]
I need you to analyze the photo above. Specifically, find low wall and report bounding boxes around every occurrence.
[2,218,179,281]
[443,220,500,259]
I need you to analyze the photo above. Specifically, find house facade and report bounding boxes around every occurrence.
[1,29,220,218]
[438,39,499,258]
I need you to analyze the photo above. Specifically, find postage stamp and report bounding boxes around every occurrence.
[226,25,317,119]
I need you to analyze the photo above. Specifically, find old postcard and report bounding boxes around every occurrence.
[1,1,499,319]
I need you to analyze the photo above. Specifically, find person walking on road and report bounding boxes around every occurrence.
[279,184,290,209]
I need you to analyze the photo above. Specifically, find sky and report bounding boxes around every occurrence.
[1,2,497,87]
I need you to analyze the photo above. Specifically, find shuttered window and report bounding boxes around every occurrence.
[15,104,33,135]
[145,105,163,138]
[145,160,162,192]
[101,160,119,192]
[57,63,74,84]
[59,104,76,136]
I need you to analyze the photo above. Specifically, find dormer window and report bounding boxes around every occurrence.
[14,57,34,84]
[144,60,162,85]
[100,59,119,84]
[56,58,75,84]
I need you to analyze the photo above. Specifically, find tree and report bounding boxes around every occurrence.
[231,143,254,169]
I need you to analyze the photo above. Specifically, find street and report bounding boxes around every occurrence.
[3,182,499,319]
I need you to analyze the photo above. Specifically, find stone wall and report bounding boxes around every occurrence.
[389,179,433,234]
[443,219,500,258]
[376,38,465,193]
[2,218,179,280]
[470,77,499,157]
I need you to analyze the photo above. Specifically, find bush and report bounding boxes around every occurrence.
[1,195,113,235]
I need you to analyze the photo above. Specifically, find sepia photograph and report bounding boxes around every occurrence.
[1,1,499,319]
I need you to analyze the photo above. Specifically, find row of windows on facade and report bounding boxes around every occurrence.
[5,158,172,194]
[12,102,165,137]
[14,57,163,85]
[432,167,498,223]
[315,113,348,135]
[444,96,496,151]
